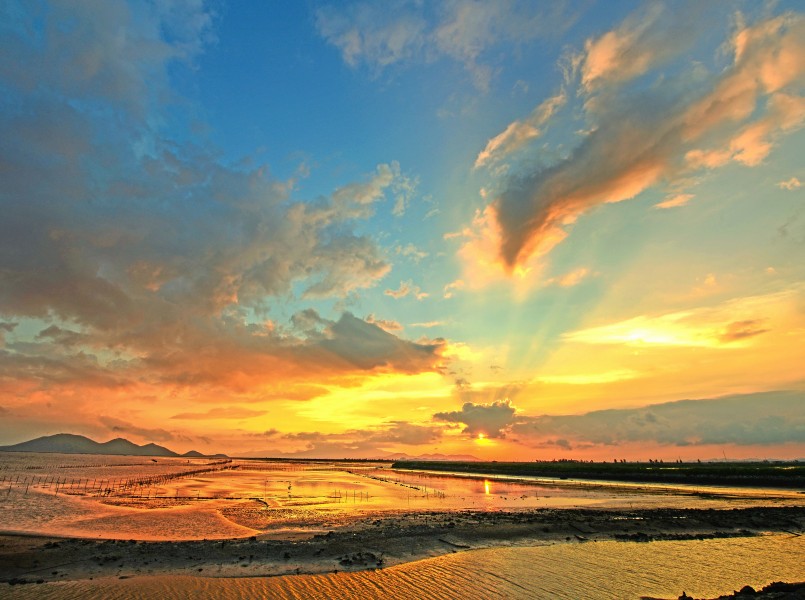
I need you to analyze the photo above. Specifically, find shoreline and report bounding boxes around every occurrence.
[1,505,803,586]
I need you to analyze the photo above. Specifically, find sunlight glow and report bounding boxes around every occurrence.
[474,433,493,447]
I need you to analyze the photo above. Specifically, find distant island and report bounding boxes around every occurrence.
[0,433,227,459]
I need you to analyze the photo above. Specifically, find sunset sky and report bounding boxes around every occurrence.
[1,1,803,460]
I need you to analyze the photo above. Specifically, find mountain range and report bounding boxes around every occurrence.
[0,433,475,461]
[0,433,223,458]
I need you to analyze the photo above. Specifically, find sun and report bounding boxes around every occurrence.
[474,432,492,446]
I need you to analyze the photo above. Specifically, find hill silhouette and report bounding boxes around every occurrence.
[0,433,215,458]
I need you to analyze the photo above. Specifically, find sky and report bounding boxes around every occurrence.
[0,0,803,461]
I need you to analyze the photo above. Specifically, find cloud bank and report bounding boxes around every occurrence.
[511,390,805,449]
[432,390,804,450]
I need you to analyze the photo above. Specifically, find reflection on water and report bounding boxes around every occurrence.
[1,453,802,541]
[7,535,803,600]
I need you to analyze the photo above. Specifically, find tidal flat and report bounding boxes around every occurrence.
[1,453,803,598]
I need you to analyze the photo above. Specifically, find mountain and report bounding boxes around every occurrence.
[181,450,205,457]
[0,433,182,457]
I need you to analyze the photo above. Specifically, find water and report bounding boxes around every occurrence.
[6,535,803,599]
[2,454,803,598]
[1,453,802,540]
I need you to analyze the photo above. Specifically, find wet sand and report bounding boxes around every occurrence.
[1,506,803,586]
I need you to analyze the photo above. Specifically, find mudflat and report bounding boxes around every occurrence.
[1,506,803,585]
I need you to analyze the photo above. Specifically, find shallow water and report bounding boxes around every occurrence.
[6,535,803,599]
[1,453,802,540]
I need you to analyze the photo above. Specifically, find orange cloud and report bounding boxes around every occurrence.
[365,314,404,332]
[655,193,694,209]
[777,176,802,190]
[474,12,805,271]
[547,267,591,287]
[562,288,796,349]
[474,92,566,168]
[442,279,465,299]
[580,12,658,91]
[384,279,429,300]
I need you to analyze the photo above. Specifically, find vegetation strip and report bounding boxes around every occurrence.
[392,461,805,489]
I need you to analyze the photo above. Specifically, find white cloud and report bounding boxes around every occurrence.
[315,1,575,91]
[395,243,428,262]
[546,267,590,287]
[315,2,427,70]
[778,177,802,190]
[655,193,695,209]
[475,92,566,168]
[409,321,445,328]
[385,280,429,300]
[443,279,466,298]
[390,164,420,216]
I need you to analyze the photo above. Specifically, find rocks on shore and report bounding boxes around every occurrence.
[675,581,805,600]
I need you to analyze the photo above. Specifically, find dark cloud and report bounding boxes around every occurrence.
[511,390,805,448]
[454,377,471,389]
[316,313,444,373]
[433,400,517,438]
[719,319,770,343]
[98,416,175,443]
[0,321,16,347]
[251,429,281,438]
[0,348,129,390]
[36,326,91,347]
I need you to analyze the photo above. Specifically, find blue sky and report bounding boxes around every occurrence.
[0,0,803,459]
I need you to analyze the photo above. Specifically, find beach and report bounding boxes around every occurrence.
[2,506,804,593]
[1,456,804,597]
